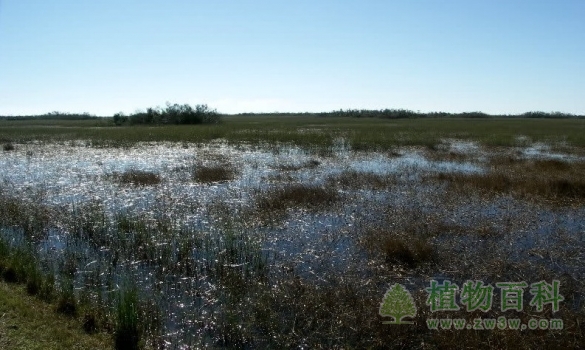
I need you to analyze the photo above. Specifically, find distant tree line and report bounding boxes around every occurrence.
[0,111,98,120]
[2,107,582,121]
[232,109,584,119]
[315,109,584,119]
[113,103,221,125]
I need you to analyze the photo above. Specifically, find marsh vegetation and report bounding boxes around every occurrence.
[193,164,237,183]
[111,170,162,187]
[0,116,584,348]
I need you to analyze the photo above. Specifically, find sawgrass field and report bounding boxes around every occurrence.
[1,115,584,349]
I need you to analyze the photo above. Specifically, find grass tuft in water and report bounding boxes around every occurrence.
[435,172,585,202]
[193,164,236,183]
[381,236,434,267]
[256,184,339,212]
[276,159,321,171]
[113,169,162,186]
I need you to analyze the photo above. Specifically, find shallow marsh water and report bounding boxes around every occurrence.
[1,140,584,348]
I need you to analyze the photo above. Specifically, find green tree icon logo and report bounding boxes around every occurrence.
[379,283,417,324]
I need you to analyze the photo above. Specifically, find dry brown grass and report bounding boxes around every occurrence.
[193,164,236,183]
[432,158,585,204]
[245,266,585,349]
[435,173,585,202]
[358,209,451,269]
[247,273,442,349]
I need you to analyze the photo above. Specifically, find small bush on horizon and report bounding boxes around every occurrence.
[115,102,221,126]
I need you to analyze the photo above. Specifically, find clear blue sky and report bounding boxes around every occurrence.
[1,1,583,115]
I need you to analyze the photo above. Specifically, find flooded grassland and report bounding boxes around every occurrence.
[1,132,585,348]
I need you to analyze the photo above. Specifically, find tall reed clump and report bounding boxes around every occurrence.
[69,200,109,247]
[0,238,10,280]
[0,243,38,284]
[115,283,141,350]
[0,236,55,300]
[210,228,268,283]
[0,194,50,241]
[56,277,78,316]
